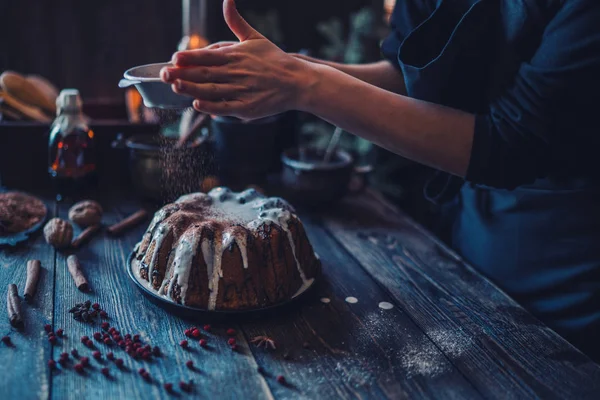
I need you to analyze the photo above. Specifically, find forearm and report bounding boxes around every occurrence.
[299,64,474,177]
[293,54,406,94]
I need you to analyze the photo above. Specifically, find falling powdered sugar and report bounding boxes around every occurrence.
[345,297,358,304]
[320,297,331,304]
[378,301,394,310]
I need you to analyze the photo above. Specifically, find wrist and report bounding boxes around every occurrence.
[293,61,329,113]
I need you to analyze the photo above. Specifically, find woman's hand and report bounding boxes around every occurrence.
[161,0,317,120]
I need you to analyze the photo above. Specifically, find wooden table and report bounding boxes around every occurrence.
[1,189,599,400]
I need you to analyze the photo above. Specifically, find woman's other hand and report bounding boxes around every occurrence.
[161,0,316,120]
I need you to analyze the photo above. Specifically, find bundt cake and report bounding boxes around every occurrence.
[132,187,320,310]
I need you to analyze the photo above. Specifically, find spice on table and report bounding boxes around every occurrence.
[106,209,148,236]
[24,260,41,302]
[250,336,276,350]
[44,324,52,333]
[203,324,211,332]
[164,383,173,392]
[7,284,24,329]
[56,328,64,337]
[101,367,109,377]
[199,339,207,348]
[115,358,124,367]
[71,224,101,248]
[226,328,236,336]
[67,255,88,291]
[80,357,90,367]
[276,375,286,384]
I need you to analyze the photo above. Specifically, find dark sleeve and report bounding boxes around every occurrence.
[466,0,600,189]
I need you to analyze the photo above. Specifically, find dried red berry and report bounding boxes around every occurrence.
[48,359,56,369]
[118,340,126,348]
[136,348,144,356]
[93,351,102,360]
[203,324,211,332]
[133,342,142,349]
[186,360,194,368]
[226,328,236,336]
[80,357,90,367]
[142,351,151,360]
[56,329,64,338]
[152,346,161,356]
[101,367,109,376]
[179,340,188,348]
[164,383,173,392]
[80,335,89,343]
[179,381,189,392]
[138,368,146,375]
[228,338,236,346]
[107,352,115,361]
[103,338,112,345]
[1,336,11,345]
[276,375,286,384]
[184,329,192,337]
[125,339,133,346]
[115,358,124,367]
[86,340,94,348]
[60,352,69,360]
[133,334,140,342]
[44,324,52,333]
[231,344,238,351]
[199,339,207,348]
[191,329,201,338]
[58,358,68,366]
[92,303,100,310]
[100,311,108,318]
[103,333,110,340]
[71,349,79,358]
[93,332,102,341]
[141,371,150,380]
[124,334,131,340]
[108,327,116,334]
[48,335,57,344]
[74,363,84,373]
[101,322,109,330]
[113,335,122,342]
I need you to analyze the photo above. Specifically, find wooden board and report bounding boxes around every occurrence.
[322,190,600,399]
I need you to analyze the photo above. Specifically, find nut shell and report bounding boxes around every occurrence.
[43,218,73,248]
[68,200,103,227]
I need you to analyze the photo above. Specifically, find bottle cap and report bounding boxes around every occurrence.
[56,89,82,114]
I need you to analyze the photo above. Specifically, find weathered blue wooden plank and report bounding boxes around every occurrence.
[323,190,600,399]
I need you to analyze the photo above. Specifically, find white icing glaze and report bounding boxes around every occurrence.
[147,224,168,282]
[134,187,313,309]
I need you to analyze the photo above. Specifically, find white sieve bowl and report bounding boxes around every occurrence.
[119,62,194,109]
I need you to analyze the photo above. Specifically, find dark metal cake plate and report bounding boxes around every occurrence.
[126,251,319,320]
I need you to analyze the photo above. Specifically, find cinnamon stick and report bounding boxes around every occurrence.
[71,224,101,248]
[67,255,88,292]
[7,284,23,329]
[24,260,41,302]
[107,209,148,236]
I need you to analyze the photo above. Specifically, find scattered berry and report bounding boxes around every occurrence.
[115,358,124,367]
[124,334,132,340]
[56,329,64,338]
[1,336,11,345]
[118,340,126,348]
[133,334,140,342]
[86,340,94,348]
[226,328,236,336]
[74,363,84,373]
[199,339,207,348]
[142,351,151,360]
[231,344,238,351]
[101,322,110,330]
[136,348,144,356]
[186,360,194,369]
[191,329,201,338]
[101,367,109,376]
[108,327,116,334]
[48,359,56,369]
[133,342,142,349]
[44,324,52,333]
[179,381,190,392]
[113,335,122,342]
[80,357,90,367]
[71,349,79,358]
[93,332,102,341]
[179,340,188,348]
[228,338,236,346]
[48,335,57,344]
[58,358,68,366]
[184,329,192,337]
[164,383,173,392]
[92,303,100,310]
[203,324,211,332]
[60,352,69,360]
[141,371,150,381]
[100,311,108,318]
[138,368,146,375]
[93,351,102,360]
[104,338,112,346]
[107,352,115,361]
[80,335,89,343]
[152,346,161,356]
[277,375,286,384]
[103,333,110,340]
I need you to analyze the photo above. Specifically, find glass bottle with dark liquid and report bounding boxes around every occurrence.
[48,89,97,201]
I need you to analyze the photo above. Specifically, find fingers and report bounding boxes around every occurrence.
[161,65,240,84]
[223,0,263,42]
[192,98,246,117]
[171,79,248,101]
[171,48,230,67]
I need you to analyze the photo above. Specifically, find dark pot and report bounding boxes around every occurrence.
[112,132,212,203]
[281,147,372,207]
[211,115,283,188]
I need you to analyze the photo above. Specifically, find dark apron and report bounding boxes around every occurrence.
[394,0,600,360]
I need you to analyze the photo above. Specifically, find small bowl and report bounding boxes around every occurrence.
[119,62,194,109]
[280,147,372,207]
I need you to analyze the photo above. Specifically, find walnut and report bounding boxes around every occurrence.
[43,218,73,249]
[68,200,103,227]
